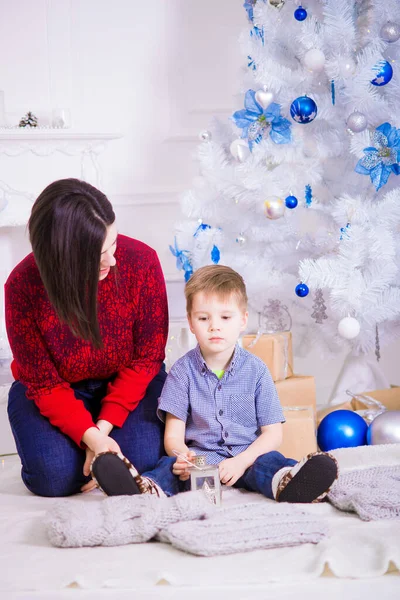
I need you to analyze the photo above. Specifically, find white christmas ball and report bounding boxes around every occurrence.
[338,57,357,79]
[380,22,400,43]
[346,111,368,133]
[236,234,247,246]
[264,196,285,220]
[303,49,326,72]
[338,316,360,339]
[230,139,251,162]
[255,88,275,110]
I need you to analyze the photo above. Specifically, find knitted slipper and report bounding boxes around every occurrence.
[276,452,339,504]
[90,451,165,497]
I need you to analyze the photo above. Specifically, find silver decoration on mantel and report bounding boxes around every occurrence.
[380,22,400,43]
[311,289,328,324]
[346,111,368,134]
[259,299,292,333]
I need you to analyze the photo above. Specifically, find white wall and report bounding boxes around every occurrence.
[0,0,399,425]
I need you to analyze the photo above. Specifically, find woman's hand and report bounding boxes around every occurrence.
[81,448,96,492]
[172,450,196,481]
[80,426,121,492]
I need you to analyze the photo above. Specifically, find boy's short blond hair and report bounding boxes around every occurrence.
[185,265,248,314]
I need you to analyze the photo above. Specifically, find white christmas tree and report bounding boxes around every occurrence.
[171,0,400,392]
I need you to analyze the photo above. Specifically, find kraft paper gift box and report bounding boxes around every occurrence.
[278,406,317,461]
[351,387,400,411]
[242,332,293,382]
[275,374,316,412]
[316,387,400,425]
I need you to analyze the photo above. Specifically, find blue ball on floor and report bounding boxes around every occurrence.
[317,410,368,451]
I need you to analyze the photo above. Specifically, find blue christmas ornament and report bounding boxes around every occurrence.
[355,122,400,191]
[294,5,307,21]
[285,195,298,209]
[317,410,368,452]
[211,245,220,264]
[232,90,292,148]
[290,96,317,124]
[295,283,309,297]
[371,60,393,86]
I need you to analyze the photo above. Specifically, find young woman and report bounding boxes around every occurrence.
[5,178,168,497]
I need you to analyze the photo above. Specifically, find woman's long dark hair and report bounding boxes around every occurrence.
[28,178,116,348]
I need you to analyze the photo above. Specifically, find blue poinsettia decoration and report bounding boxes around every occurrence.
[169,237,193,282]
[232,90,292,148]
[355,122,400,191]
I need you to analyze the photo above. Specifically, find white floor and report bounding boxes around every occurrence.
[1,452,399,600]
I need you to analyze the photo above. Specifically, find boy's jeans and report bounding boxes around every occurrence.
[143,451,297,500]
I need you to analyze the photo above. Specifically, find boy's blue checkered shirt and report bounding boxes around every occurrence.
[157,343,285,464]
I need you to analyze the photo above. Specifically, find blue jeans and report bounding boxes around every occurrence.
[7,366,167,497]
[143,451,297,500]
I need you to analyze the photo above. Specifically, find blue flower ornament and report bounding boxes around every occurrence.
[169,237,193,282]
[355,122,400,191]
[232,90,292,148]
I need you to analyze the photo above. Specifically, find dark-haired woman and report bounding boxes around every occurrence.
[5,178,168,497]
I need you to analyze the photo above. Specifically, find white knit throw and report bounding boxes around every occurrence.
[327,464,400,521]
[45,463,400,555]
[45,490,327,554]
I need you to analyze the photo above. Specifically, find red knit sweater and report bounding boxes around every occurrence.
[5,234,168,446]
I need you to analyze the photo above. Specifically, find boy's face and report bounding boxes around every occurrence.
[188,292,248,358]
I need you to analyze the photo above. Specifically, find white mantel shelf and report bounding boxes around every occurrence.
[0,130,122,157]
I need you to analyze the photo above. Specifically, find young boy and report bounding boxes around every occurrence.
[91,265,338,502]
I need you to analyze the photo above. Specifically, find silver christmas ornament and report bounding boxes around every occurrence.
[311,289,328,324]
[367,411,400,445]
[255,88,275,109]
[380,22,400,43]
[236,234,247,246]
[199,130,212,142]
[346,111,368,133]
[268,0,285,7]
[264,196,285,220]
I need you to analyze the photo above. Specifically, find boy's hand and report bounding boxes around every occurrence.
[219,455,250,486]
[172,450,196,481]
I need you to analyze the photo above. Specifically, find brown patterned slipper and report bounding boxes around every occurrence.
[90,451,142,496]
[276,452,339,504]
[90,451,165,497]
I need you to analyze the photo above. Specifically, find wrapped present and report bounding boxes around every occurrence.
[316,400,354,425]
[242,332,293,382]
[275,374,316,412]
[351,387,400,412]
[279,406,317,461]
[316,387,400,425]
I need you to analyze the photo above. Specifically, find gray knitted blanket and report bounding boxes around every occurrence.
[45,491,328,555]
[45,464,400,555]
[327,464,400,521]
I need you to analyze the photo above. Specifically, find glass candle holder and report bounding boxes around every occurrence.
[190,455,221,506]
